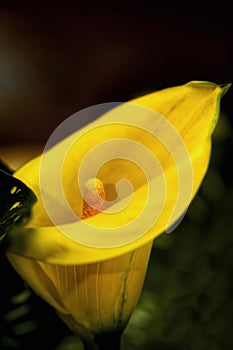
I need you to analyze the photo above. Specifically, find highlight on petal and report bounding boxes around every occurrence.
[7,81,231,265]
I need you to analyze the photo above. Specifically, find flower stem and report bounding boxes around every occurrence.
[82,331,122,350]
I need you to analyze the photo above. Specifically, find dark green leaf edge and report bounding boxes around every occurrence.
[0,168,37,250]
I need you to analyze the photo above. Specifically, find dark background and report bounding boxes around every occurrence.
[0,1,232,147]
[0,1,232,349]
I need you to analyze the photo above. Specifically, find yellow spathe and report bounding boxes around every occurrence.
[7,81,230,264]
[5,81,230,340]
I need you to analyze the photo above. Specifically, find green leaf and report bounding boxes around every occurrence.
[0,170,37,249]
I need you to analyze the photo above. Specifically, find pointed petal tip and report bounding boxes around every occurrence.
[185,80,231,91]
[219,82,232,98]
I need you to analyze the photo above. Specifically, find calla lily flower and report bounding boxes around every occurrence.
[5,81,229,349]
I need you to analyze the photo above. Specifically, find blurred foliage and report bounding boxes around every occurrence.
[0,111,232,349]
[123,112,233,350]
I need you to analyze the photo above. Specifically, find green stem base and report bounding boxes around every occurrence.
[83,330,123,350]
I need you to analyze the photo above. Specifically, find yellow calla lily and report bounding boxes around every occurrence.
[5,81,230,348]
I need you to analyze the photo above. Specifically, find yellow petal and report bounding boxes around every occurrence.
[8,81,230,264]
[7,242,152,339]
[46,242,152,334]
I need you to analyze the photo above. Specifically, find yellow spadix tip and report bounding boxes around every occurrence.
[82,178,106,219]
